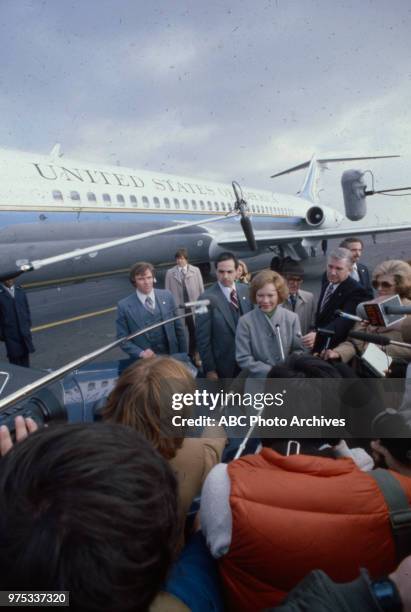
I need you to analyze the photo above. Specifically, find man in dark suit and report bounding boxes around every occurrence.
[302,248,368,354]
[339,236,373,299]
[196,252,252,379]
[0,277,35,367]
[116,261,187,361]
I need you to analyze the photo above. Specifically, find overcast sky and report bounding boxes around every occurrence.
[1,0,410,206]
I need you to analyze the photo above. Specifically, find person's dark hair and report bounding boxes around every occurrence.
[281,260,305,279]
[175,248,189,260]
[372,410,411,465]
[0,423,179,612]
[215,251,239,269]
[129,261,155,286]
[264,355,343,452]
[103,356,195,459]
[339,236,364,249]
[267,354,343,379]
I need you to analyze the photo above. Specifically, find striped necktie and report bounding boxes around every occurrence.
[320,283,334,311]
[230,288,239,310]
[145,296,155,312]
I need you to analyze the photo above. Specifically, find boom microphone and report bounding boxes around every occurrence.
[232,181,257,251]
[240,216,257,252]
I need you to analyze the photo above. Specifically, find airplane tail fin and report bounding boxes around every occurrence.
[270,154,400,203]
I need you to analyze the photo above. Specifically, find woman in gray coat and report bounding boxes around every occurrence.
[236,269,303,377]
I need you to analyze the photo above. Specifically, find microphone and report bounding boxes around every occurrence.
[383,305,411,315]
[317,327,335,351]
[179,299,210,314]
[335,309,364,323]
[275,324,285,361]
[232,181,257,251]
[348,330,411,349]
[349,330,391,346]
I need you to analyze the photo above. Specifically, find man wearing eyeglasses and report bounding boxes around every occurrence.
[339,237,374,299]
[280,260,315,336]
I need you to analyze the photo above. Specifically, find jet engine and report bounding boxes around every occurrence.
[305,204,343,228]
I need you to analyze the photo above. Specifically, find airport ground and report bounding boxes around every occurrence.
[0,231,410,370]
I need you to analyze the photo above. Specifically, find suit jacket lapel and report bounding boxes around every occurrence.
[236,283,250,314]
[127,294,147,328]
[320,280,348,319]
[213,284,236,333]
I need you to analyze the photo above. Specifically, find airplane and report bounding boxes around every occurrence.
[0,146,410,288]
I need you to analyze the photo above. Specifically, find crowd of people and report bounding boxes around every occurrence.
[1,237,411,610]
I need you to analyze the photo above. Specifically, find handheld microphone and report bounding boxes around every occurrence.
[317,327,335,351]
[179,299,210,314]
[335,309,364,323]
[275,324,285,361]
[348,330,391,346]
[383,305,411,315]
[348,330,411,349]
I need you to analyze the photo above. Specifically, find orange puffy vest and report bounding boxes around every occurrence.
[220,449,411,611]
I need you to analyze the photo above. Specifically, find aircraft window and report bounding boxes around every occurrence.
[207,201,212,211]
[221,202,226,211]
[199,200,205,211]
[103,193,112,205]
[251,205,255,213]
[257,205,261,213]
[214,202,220,211]
[70,191,80,201]
[130,195,137,206]
[173,198,180,209]
[182,199,189,209]
[87,192,97,202]
[116,194,125,206]
[142,196,150,208]
[52,190,63,201]
[191,200,198,211]
[153,196,161,209]
[164,198,170,209]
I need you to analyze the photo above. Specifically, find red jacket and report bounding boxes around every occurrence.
[220,449,411,611]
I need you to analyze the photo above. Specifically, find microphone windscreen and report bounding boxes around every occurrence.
[240,216,257,251]
[348,330,391,346]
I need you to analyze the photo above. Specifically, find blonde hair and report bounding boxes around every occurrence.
[372,260,411,299]
[237,260,251,283]
[249,269,288,304]
[103,357,194,459]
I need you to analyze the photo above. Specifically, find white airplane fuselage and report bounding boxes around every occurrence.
[0,148,409,287]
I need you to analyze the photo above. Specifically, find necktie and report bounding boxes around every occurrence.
[320,283,334,311]
[145,296,154,312]
[289,294,297,312]
[351,265,360,282]
[230,289,239,310]
[181,269,189,303]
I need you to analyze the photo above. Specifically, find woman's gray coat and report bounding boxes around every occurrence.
[235,306,303,377]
